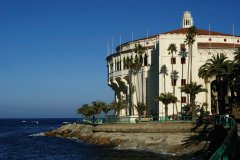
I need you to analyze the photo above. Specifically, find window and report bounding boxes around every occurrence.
[119,60,121,70]
[144,54,148,66]
[171,57,176,64]
[171,79,176,86]
[180,44,186,64]
[181,58,186,64]
[110,63,113,72]
[181,79,186,86]
[181,97,186,103]
[140,55,143,65]
[117,61,119,71]
[180,44,185,51]
[224,38,227,42]
[237,40,239,43]
[209,38,212,41]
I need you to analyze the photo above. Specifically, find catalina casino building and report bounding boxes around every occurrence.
[106,11,240,119]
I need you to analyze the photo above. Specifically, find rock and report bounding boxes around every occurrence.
[44,122,212,156]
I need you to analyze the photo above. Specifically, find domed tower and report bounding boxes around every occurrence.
[182,11,193,28]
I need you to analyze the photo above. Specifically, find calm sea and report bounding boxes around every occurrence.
[0,118,181,160]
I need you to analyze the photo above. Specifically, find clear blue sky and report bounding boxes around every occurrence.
[0,0,239,118]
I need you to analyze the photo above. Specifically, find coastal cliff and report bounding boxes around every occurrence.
[44,122,213,157]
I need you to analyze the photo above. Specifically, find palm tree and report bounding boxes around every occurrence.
[92,101,106,118]
[125,57,134,115]
[110,100,127,116]
[132,55,142,103]
[185,26,197,83]
[233,47,240,64]
[179,49,188,113]
[76,104,94,118]
[180,82,207,118]
[171,70,179,95]
[230,48,240,104]
[168,43,177,93]
[171,95,178,119]
[134,44,146,103]
[170,70,179,116]
[101,103,112,118]
[134,102,147,117]
[156,92,177,120]
[160,64,168,93]
[198,63,211,111]
[198,53,232,114]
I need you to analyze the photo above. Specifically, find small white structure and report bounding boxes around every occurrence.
[106,11,240,117]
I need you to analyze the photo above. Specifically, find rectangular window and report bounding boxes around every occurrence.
[180,44,186,51]
[181,96,186,103]
[171,79,176,86]
[181,57,186,64]
[171,57,176,64]
[181,79,186,86]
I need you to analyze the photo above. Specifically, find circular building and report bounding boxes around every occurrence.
[106,11,240,118]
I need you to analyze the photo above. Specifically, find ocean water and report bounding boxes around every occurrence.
[0,119,179,160]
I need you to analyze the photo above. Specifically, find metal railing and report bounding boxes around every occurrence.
[209,115,237,160]
[76,115,213,124]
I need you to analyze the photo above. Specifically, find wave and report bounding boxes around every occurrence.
[29,132,45,137]
[31,121,39,124]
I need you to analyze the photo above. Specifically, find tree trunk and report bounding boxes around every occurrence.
[164,74,166,93]
[187,46,191,105]
[134,74,139,104]
[165,105,168,120]
[171,53,174,117]
[171,53,174,93]
[190,45,193,83]
[142,69,144,103]
[175,103,178,118]
[204,79,208,112]
[129,73,133,116]
[181,63,183,115]
[190,96,196,121]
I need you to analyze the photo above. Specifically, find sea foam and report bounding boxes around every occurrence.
[29,132,45,137]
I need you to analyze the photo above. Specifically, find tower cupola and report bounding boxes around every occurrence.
[182,11,193,28]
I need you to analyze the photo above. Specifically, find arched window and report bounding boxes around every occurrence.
[110,63,113,72]
[127,56,130,69]
[123,57,126,70]
[117,60,120,71]
[135,54,138,60]
[140,55,143,66]
[119,60,121,70]
[144,54,148,66]
[130,55,133,67]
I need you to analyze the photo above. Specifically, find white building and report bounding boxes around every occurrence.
[106,11,240,118]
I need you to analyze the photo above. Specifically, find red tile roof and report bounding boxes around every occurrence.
[162,28,238,37]
[118,28,239,50]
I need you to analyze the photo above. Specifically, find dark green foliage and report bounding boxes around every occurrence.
[110,100,127,116]
[180,82,207,117]
[156,92,178,117]
[134,102,147,117]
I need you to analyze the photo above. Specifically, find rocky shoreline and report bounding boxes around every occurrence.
[44,122,213,158]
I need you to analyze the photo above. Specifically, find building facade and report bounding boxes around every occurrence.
[106,11,240,117]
